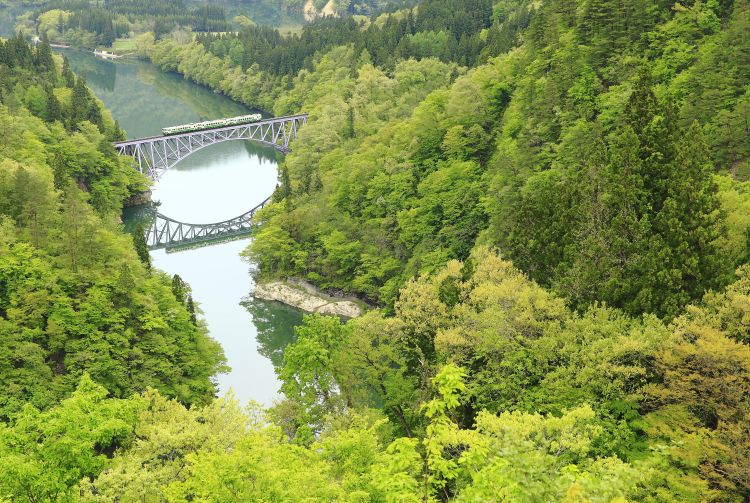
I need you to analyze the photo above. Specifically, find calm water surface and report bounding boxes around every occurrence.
[63,50,303,406]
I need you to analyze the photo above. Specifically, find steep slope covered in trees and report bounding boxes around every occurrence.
[138,0,750,317]
[6,249,750,500]
[0,36,225,421]
[237,0,750,320]
[142,0,526,111]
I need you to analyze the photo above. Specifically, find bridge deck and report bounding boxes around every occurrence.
[114,113,308,147]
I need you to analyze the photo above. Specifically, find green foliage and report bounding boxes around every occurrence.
[0,39,224,420]
[271,248,750,498]
[204,0,750,322]
[0,375,141,501]
[276,314,349,441]
[3,246,750,500]
[77,390,250,500]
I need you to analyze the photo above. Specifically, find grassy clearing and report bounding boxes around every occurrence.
[111,37,137,53]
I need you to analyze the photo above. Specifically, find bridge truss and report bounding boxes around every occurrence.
[114,113,308,180]
[147,197,270,250]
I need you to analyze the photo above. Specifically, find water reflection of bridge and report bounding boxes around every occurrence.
[115,113,307,250]
[146,197,270,251]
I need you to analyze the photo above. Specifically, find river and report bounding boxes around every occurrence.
[60,50,303,406]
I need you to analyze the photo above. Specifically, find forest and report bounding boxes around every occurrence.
[13,0,420,49]
[1,0,750,500]
[15,0,230,48]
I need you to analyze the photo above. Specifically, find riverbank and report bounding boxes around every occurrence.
[253,279,367,318]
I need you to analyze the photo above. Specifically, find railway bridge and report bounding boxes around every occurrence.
[115,113,307,250]
[114,114,308,181]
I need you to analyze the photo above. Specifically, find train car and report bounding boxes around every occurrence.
[161,113,262,136]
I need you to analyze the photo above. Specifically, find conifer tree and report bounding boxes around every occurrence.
[35,35,54,73]
[51,152,67,190]
[70,76,90,128]
[45,86,62,123]
[171,274,189,304]
[346,104,355,139]
[645,122,724,317]
[62,57,75,87]
[133,224,151,269]
[186,295,197,324]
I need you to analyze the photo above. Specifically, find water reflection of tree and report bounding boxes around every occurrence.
[62,50,117,92]
[241,296,303,369]
[139,64,252,119]
[242,139,281,165]
[121,203,157,234]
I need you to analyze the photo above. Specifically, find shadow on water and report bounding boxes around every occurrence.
[243,140,282,165]
[121,203,157,234]
[242,297,304,370]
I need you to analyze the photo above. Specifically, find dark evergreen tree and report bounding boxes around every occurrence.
[35,35,54,73]
[110,119,126,142]
[62,57,75,87]
[70,76,89,128]
[133,224,151,269]
[45,86,62,123]
[346,104,355,139]
[644,122,724,318]
[171,274,189,304]
[51,152,68,191]
[186,295,197,325]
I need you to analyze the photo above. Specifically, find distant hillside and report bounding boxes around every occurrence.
[214,0,418,27]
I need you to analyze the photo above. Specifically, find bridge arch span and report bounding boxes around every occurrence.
[114,114,307,181]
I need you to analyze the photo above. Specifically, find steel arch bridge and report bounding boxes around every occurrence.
[114,113,308,181]
[115,113,307,250]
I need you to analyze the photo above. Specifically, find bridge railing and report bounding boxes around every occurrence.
[113,113,308,148]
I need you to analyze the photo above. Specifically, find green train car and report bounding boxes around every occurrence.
[161,113,262,136]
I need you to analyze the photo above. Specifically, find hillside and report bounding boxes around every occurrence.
[141,0,750,315]
[0,34,224,432]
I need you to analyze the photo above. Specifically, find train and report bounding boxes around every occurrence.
[161,113,263,136]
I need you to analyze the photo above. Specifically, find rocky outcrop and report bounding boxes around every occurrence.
[303,0,317,21]
[253,280,364,318]
[123,190,152,207]
[303,0,339,22]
